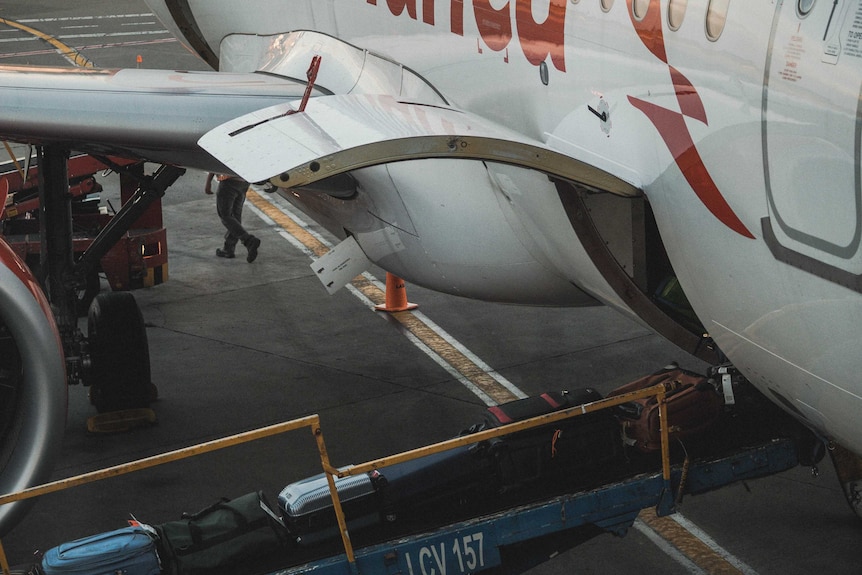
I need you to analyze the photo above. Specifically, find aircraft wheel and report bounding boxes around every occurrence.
[85,292,152,413]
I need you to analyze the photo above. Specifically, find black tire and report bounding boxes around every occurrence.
[85,292,152,413]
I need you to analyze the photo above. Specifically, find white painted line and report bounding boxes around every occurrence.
[634,520,705,574]
[57,31,173,40]
[344,280,498,406]
[18,14,157,23]
[409,309,527,400]
[249,192,521,406]
[254,190,334,249]
[671,513,759,575]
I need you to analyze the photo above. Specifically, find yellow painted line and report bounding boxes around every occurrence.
[0,17,94,68]
[246,191,331,258]
[638,509,746,574]
[391,311,519,404]
[247,190,520,404]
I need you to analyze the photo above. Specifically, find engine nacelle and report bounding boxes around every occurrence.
[0,237,66,536]
[279,156,718,364]
[285,160,601,306]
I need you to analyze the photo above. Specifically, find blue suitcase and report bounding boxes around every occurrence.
[41,525,160,575]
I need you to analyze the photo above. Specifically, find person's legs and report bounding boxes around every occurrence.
[228,182,261,261]
[216,180,250,256]
[244,234,260,262]
[216,179,260,261]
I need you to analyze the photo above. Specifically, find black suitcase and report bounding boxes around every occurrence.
[278,389,622,544]
[482,388,622,489]
[279,444,495,546]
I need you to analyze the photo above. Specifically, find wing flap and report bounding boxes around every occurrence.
[198,94,640,197]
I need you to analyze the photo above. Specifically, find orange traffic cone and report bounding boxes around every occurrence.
[375,273,418,312]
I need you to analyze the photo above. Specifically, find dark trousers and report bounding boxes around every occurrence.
[216,178,251,251]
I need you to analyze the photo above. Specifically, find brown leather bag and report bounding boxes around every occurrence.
[608,366,724,452]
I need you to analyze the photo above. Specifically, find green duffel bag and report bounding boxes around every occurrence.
[156,491,289,575]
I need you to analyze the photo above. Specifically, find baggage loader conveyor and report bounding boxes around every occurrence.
[0,378,803,575]
[269,438,797,575]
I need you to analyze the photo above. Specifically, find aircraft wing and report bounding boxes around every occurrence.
[0,65,317,173]
[198,94,640,197]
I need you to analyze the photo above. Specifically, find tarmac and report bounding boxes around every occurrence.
[0,2,860,573]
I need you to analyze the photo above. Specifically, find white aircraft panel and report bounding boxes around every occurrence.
[198,94,639,197]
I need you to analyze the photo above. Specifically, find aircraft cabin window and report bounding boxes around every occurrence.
[632,0,650,20]
[601,0,614,13]
[797,0,816,17]
[668,0,688,30]
[705,0,730,41]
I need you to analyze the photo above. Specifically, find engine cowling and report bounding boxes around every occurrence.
[0,237,66,536]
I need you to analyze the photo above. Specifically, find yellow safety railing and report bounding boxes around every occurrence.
[0,416,333,575]
[0,380,677,575]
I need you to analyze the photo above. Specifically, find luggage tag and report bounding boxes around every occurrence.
[714,366,736,406]
[128,515,159,538]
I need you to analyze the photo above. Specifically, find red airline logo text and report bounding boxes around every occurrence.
[366,0,567,71]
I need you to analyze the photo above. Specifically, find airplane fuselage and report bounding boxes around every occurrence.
[78,0,862,457]
[0,0,859,538]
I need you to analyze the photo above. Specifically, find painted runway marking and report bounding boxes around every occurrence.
[0,13,171,66]
[633,518,705,574]
[638,509,756,575]
[669,513,758,574]
[54,31,173,41]
[245,190,523,405]
[16,14,157,23]
[0,17,93,67]
[0,30,173,44]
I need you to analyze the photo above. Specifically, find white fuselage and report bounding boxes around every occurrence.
[145,0,862,455]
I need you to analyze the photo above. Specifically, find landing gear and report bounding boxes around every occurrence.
[32,145,183,414]
[84,292,155,413]
[75,268,101,318]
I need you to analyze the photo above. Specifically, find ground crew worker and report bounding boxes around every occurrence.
[205,173,261,262]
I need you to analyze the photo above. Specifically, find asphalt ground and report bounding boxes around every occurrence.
[0,2,859,573]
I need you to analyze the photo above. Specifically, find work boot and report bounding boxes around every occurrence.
[216,248,235,259]
[245,236,261,263]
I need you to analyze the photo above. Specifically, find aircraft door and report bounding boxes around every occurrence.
[763,0,862,291]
